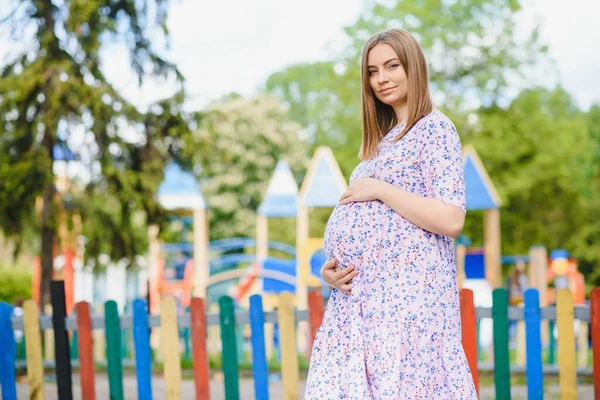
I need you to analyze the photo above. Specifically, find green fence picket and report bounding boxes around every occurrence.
[219,296,239,400]
[492,288,511,400]
[105,300,124,400]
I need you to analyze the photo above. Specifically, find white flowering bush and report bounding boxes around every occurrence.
[191,94,308,240]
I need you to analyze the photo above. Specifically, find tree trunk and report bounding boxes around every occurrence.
[39,155,55,309]
[38,0,58,309]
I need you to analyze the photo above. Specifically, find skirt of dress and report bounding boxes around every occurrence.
[304,271,478,400]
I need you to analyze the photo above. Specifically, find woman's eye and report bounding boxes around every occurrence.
[389,64,399,69]
[369,70,377,76]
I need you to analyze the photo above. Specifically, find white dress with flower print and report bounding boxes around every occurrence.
[305,110,477,399]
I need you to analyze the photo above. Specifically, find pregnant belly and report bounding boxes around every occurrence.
[323,200,384,269]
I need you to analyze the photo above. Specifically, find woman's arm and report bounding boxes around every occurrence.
[338,115,467,237]
[338,177,465,238]
[377,181,465,238]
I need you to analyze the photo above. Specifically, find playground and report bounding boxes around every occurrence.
[0,144,598,400]
[1,0,599,398]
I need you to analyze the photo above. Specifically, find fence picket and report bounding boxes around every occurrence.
[524,289,543,400]
[492,288,511,400]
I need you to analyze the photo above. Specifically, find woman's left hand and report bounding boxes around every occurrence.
[339,178,383,204]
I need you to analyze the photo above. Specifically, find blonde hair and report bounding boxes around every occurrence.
[359,29,433,160]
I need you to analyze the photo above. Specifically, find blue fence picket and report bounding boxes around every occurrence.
[250,295,269,400]
[524,289,544,400]
[133,299,153,400]
[0,302,17,400]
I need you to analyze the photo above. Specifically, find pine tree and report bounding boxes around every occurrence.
[0,0,191,306]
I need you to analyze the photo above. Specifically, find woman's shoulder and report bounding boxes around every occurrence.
[415,109,460,143]
[419,109,457,132]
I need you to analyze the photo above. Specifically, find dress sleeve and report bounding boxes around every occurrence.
[419,117,466,213]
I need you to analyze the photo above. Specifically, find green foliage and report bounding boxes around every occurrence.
[265,0,548,177]
[0,266,32,304]
[0,0,193,304]
[461,87,596,279]
[582,105,600,283]
[79,191,149,264]
[0,151,49,256]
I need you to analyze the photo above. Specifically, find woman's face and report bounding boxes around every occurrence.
[367,43,407,108]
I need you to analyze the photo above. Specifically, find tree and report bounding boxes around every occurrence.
[265,0,548,176]
[580,104,600,284]
[183,94,308,241]
[0,0,190,306]
[461,88,594,273]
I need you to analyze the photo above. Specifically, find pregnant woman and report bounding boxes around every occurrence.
[304,29,477,399]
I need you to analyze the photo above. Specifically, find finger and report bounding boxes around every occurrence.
[337,269,358,284]
[339,189,352,201]
[322,264,340,282]
[320,270,335,286]
[320,260,337,278]
[338,284,351,293]
[336,266,357,281]
[339,195,355,204]
[333,264,354,280]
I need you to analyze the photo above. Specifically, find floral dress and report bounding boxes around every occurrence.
[305,110,477,399]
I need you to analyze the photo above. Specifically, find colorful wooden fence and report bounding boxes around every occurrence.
[0,282,599,399]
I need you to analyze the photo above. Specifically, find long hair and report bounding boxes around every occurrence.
[359,29,433,160]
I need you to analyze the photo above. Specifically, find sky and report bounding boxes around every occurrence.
[522,0,600,109]
[99,0,364,111]
[0,0,599,111]
[102,0,600,112]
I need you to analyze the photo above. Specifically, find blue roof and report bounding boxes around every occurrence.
[463,146,501,210]
[258,194,297,217]
[258,160,298,217]
[157,162,206,210]
[300,147,346,208]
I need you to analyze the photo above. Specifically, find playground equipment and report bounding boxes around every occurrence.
[254,159,300,304]
[456,145,502,289]
[452,146,590,360]
[147,148,347,310]
[135,151,346,357]
[547,249,586,306]
[294,146,346,353]
[455,145,502,349]
[153,161,209,311]
[296,147,347,295]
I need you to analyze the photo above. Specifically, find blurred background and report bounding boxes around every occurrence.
[0,0,598,307]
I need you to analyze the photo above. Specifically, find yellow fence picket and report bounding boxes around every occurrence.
[160,296,182,400]
[556,288,577,399]
[93,304,105,363]
[278,292,299,400]
[577,321,589,368]
[23,300,45,400]
[43,304,54,362]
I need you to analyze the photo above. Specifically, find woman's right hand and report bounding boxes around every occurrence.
[320,259,358,294]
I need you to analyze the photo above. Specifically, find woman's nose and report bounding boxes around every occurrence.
[377,71,389,84]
